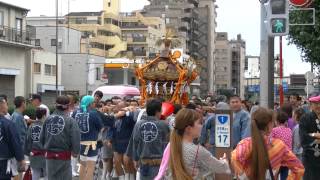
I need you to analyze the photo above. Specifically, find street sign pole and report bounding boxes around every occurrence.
[305,71,315,97]
[214,110,233,180]
[260,1,275,108]
[279,36,284,106]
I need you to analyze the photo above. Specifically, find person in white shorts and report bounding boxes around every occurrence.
[72,96,103,180]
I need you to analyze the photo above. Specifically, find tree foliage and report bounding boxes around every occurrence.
[288,1,320,65]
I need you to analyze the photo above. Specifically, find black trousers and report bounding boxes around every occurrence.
[0,160,12,180]
[303,156,320,180]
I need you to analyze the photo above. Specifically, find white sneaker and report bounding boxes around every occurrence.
[129,173,135,180]
[72,171,79,177]
[106,175,112,180]
[111,169,118,178]
[125,173,129,180]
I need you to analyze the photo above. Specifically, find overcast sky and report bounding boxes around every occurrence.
[4,0,311,76]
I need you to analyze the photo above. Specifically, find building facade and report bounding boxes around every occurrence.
[27,15,64,26]
[30,49,63,105]
[141,0,197,51]
[0,2,38,102]
[61,53,106,95]
[245,56,260,78]
[25,18,107,95]
[197,0,217,95]
[59,0,165,90]
[104,58,141,86]
[65,0,127,58]
[215,32,231,90]
[23,23,82,54]
[214,33,247,99]
[119,11,165,58]
[230,34,246,99]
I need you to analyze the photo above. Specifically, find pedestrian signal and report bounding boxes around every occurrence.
[267,0,289,36]
[271,18,287,33]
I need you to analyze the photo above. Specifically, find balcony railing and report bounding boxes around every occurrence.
[149,53,157,58]
[188,0,199,5]
[0,25,36,46]
[132,37,147,42]
[132,50,146,56]
[119,12,136,17]
[120,24,148,29]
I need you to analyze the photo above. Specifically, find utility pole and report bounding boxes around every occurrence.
[86,37,90,95]
[68,0,70,44]
[260,1,275,108]
[55,0,59,97]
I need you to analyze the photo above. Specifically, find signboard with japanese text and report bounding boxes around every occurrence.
[215,114,231,148]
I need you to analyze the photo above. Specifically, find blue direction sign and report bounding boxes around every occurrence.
[283,81,288,92]
[215,114,231,148]
[248,85,260,93]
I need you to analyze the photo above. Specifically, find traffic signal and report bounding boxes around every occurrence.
[271,18,286,33]
[267,0,289,36]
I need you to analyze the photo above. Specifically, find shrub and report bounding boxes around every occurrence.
[49,106,55,114]
[8,106,14,115]
[23,105,36,120]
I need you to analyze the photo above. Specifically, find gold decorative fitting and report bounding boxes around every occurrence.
[143,59,179,81]
[157,61,168,70]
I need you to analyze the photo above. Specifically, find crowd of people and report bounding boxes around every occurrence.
[1,91,320,180]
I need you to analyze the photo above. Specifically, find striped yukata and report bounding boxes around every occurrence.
[231,136,304,180]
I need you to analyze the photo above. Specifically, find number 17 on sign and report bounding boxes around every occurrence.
[215,114,231,148]
[218,135,228,144]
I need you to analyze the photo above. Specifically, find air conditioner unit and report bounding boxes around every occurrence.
[0,27,5,37]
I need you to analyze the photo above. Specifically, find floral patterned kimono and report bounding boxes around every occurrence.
[231,136,304,180]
